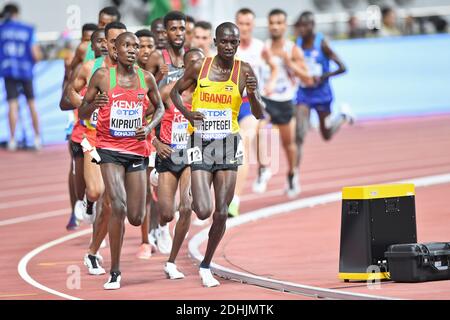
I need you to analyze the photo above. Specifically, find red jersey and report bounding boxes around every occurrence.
[158,103,191,150]
[96,67,149,157]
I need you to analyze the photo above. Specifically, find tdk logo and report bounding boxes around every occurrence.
[202,110,227,117]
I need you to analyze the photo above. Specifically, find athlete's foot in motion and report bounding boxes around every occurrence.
[66,212,80,231]
[252,166,272,194]
[227,201,240,218]
[136,243,152,260]
[340,103,355,125]
[157,224,173,255]
[104,271,121,290]
[199,268,220,287]
[164,262,185,279]
[286,171,301,199]
[84,253,106,275]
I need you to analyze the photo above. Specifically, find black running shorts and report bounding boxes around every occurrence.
[70,140,84,159]
[4,77,34,100]
[263,97,294,125]
[95,148,149,173]
[188,133,243,172]
[155,145,189,176]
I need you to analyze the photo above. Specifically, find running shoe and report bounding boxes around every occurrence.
[83,253,106,275]
[164,262,185,280]
[199,268,220,287]
[157,224,173,255]
[286,171,301,199]
[66,212,80,231]
[340,103,356,125]
[74,197,87,221]
[252,167,272,193]
[34,136,42,151]
[228,201,239,218]
[7,139,17,151]
[148,229,158,253]
[104,271,121,290]
[136,243,152,260]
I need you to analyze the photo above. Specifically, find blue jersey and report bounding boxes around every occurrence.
[296,32,333,105]
[0,19,36,80]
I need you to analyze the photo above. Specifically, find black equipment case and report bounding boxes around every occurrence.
[385,242,450,282]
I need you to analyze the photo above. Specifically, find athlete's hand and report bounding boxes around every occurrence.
[135,127,147,141]
[186,111,205,127]
[154,139,173,159]
[93,92,109,109]
[159,63,169,76]
[245,73,257,95]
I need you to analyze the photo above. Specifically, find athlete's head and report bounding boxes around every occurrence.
[90,28,107,58]
[235,8,255,42]
[1,3,19,20]
[185,15,196,49]
[268,9,288,40]
[98,6,121,28]
[193,21,213,53]
[115,32,139,67]
[163,11,186,49]
[183,47,205,67]
[135,29,156,66]
[105,22,127,61]
[215,22,240,62]
[297,11,315,38]
[151,18,167,50]
[81,23,98,42]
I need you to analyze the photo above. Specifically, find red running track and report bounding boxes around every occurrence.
[0,114,449,300]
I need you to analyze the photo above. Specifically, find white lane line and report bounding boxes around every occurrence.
[0,184,64,198]
[0,194,67,210]
[17,228,92,301]
[16,172,450,300]
[0,209,69,227]
[188,173,450,300]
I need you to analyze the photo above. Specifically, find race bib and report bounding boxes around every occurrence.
[170,112,189,150]
[186,146,202,164]
[195,108,232,140]
[110,100,143,137]
[89,108,99,127]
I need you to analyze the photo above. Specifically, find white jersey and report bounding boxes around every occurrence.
[236,38,265,92]
[261,39,299,102]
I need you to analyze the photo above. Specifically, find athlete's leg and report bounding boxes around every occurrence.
[168,167,192,263]
[73,154,86,201]
[318,109,345,141]
[88,193,111,256]
[124,169,147,227]
[157,171,179,225]
[140,167,152,245]
[295,104,311,167]
[191,170,214,220]
[83,153,105,202]
[26,99,40,137]
[277,121,297,175]
[7,98,19,147]
[101,163,127,273]
[201,170,237,267]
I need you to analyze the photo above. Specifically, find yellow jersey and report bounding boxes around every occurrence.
[189,56,242,140]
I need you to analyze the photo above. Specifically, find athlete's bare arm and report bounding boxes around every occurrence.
[68,61,93,108]
[321,40,347,82]
[240,62,264,120]
[79,68,109,120]
[287,46,314,87]
[170,58,205,125]
[136,71,165,141]
[59,63,83,110]
[145,50,167,83]
[69,41,88,77]
[261,48,279,95]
